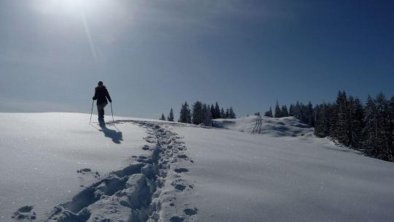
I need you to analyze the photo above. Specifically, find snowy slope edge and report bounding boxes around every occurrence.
[213,115,313,137]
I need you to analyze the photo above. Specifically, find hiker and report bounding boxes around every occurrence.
[92,81,112,122]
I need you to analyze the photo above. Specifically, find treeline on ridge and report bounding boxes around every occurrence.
[160,101,236,126]
[265,91,394,162]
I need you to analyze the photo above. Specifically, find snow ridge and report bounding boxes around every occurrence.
[215,116,313,137]
[42,120,197,222]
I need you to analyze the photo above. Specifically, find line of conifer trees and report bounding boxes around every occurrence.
[160,101,236,126]
[265,91,394,161]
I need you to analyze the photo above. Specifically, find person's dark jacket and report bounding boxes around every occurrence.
[93,85,112,105]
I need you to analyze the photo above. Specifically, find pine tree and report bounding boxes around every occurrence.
[363,95,378,155]
[192,101,204,125]
[203,104,213,126]
[335,91,350,145]
[314,104,329,137]
[289,104,295,116]
[220,108,225,119]
[167,108,174,122]
[160,113,166,121]
[301,101,314,126]
[375,93,392,160]
[179,102,191,123]
[389,96,394,160]
[281,105,289,117]
[274,101,282,118]
[348,97,364,149]
[294,102,302,120]
[225,109,230,119]
[228,107,236,119]
[329,101,339,139]
[210,105,215,119]
[214,102,221,119]
[264,107,273,117]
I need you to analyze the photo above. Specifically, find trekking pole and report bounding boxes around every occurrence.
[111,102,115,123]
[89,100,94,124]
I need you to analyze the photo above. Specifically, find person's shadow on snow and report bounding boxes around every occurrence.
[98,121,123,144]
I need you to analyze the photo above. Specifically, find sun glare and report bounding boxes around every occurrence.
[35,0,108,17]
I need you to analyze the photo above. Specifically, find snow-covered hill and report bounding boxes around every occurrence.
[213,115,313,137]
[1,113,393,222]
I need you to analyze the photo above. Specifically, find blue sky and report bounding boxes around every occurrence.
[0,0,393,119]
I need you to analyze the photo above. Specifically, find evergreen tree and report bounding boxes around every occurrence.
[202,104,213,126]
[335,91,350,145]
[289,104,295,116]
[363,95,378,155]
[329,101,339,139]
[228,107,236,119]
[348,97,364,149]
[160,113,166,121]
[314,104,329,137]
[225,109,230,119]
[295,102,302,119]
[213,102,221,119]
[192,101,204,125]
[220,108,226,119]
[167,108,174,122]
[274,101,282,118]
[306,102,315,126]
[375,93,392,160]
[389,97,394,159]
[281,105,289,117]
[179,102,191,123]
[264,107,273,117]
[210,105,215,119]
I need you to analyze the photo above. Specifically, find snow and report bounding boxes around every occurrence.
[213,115,313,137]
[1,113,394,221]
[172,117,394,222]
[0,113,147,221]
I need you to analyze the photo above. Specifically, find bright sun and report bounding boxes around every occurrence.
[36,0,107,17]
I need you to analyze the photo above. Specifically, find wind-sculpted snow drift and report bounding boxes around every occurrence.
[45,120,197,222]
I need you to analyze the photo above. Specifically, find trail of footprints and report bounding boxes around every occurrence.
[138,121,197,222]
[12,121,197,222]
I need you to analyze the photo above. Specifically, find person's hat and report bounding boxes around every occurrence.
[98,81,103,86]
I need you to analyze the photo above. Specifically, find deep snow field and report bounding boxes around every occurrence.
[0,113,393,222]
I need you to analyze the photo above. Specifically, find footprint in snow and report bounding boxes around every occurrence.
[174,168,189,173]
[184,208,198,216]
[12,206,36,220]
[77,168,100,178]
[177,154,188,159]
[142,145,150,150]
[170,216,185,222]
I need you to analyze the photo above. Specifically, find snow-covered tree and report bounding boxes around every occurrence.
[160,113,166,121]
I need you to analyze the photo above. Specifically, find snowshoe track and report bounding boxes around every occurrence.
[36,120,197,222]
